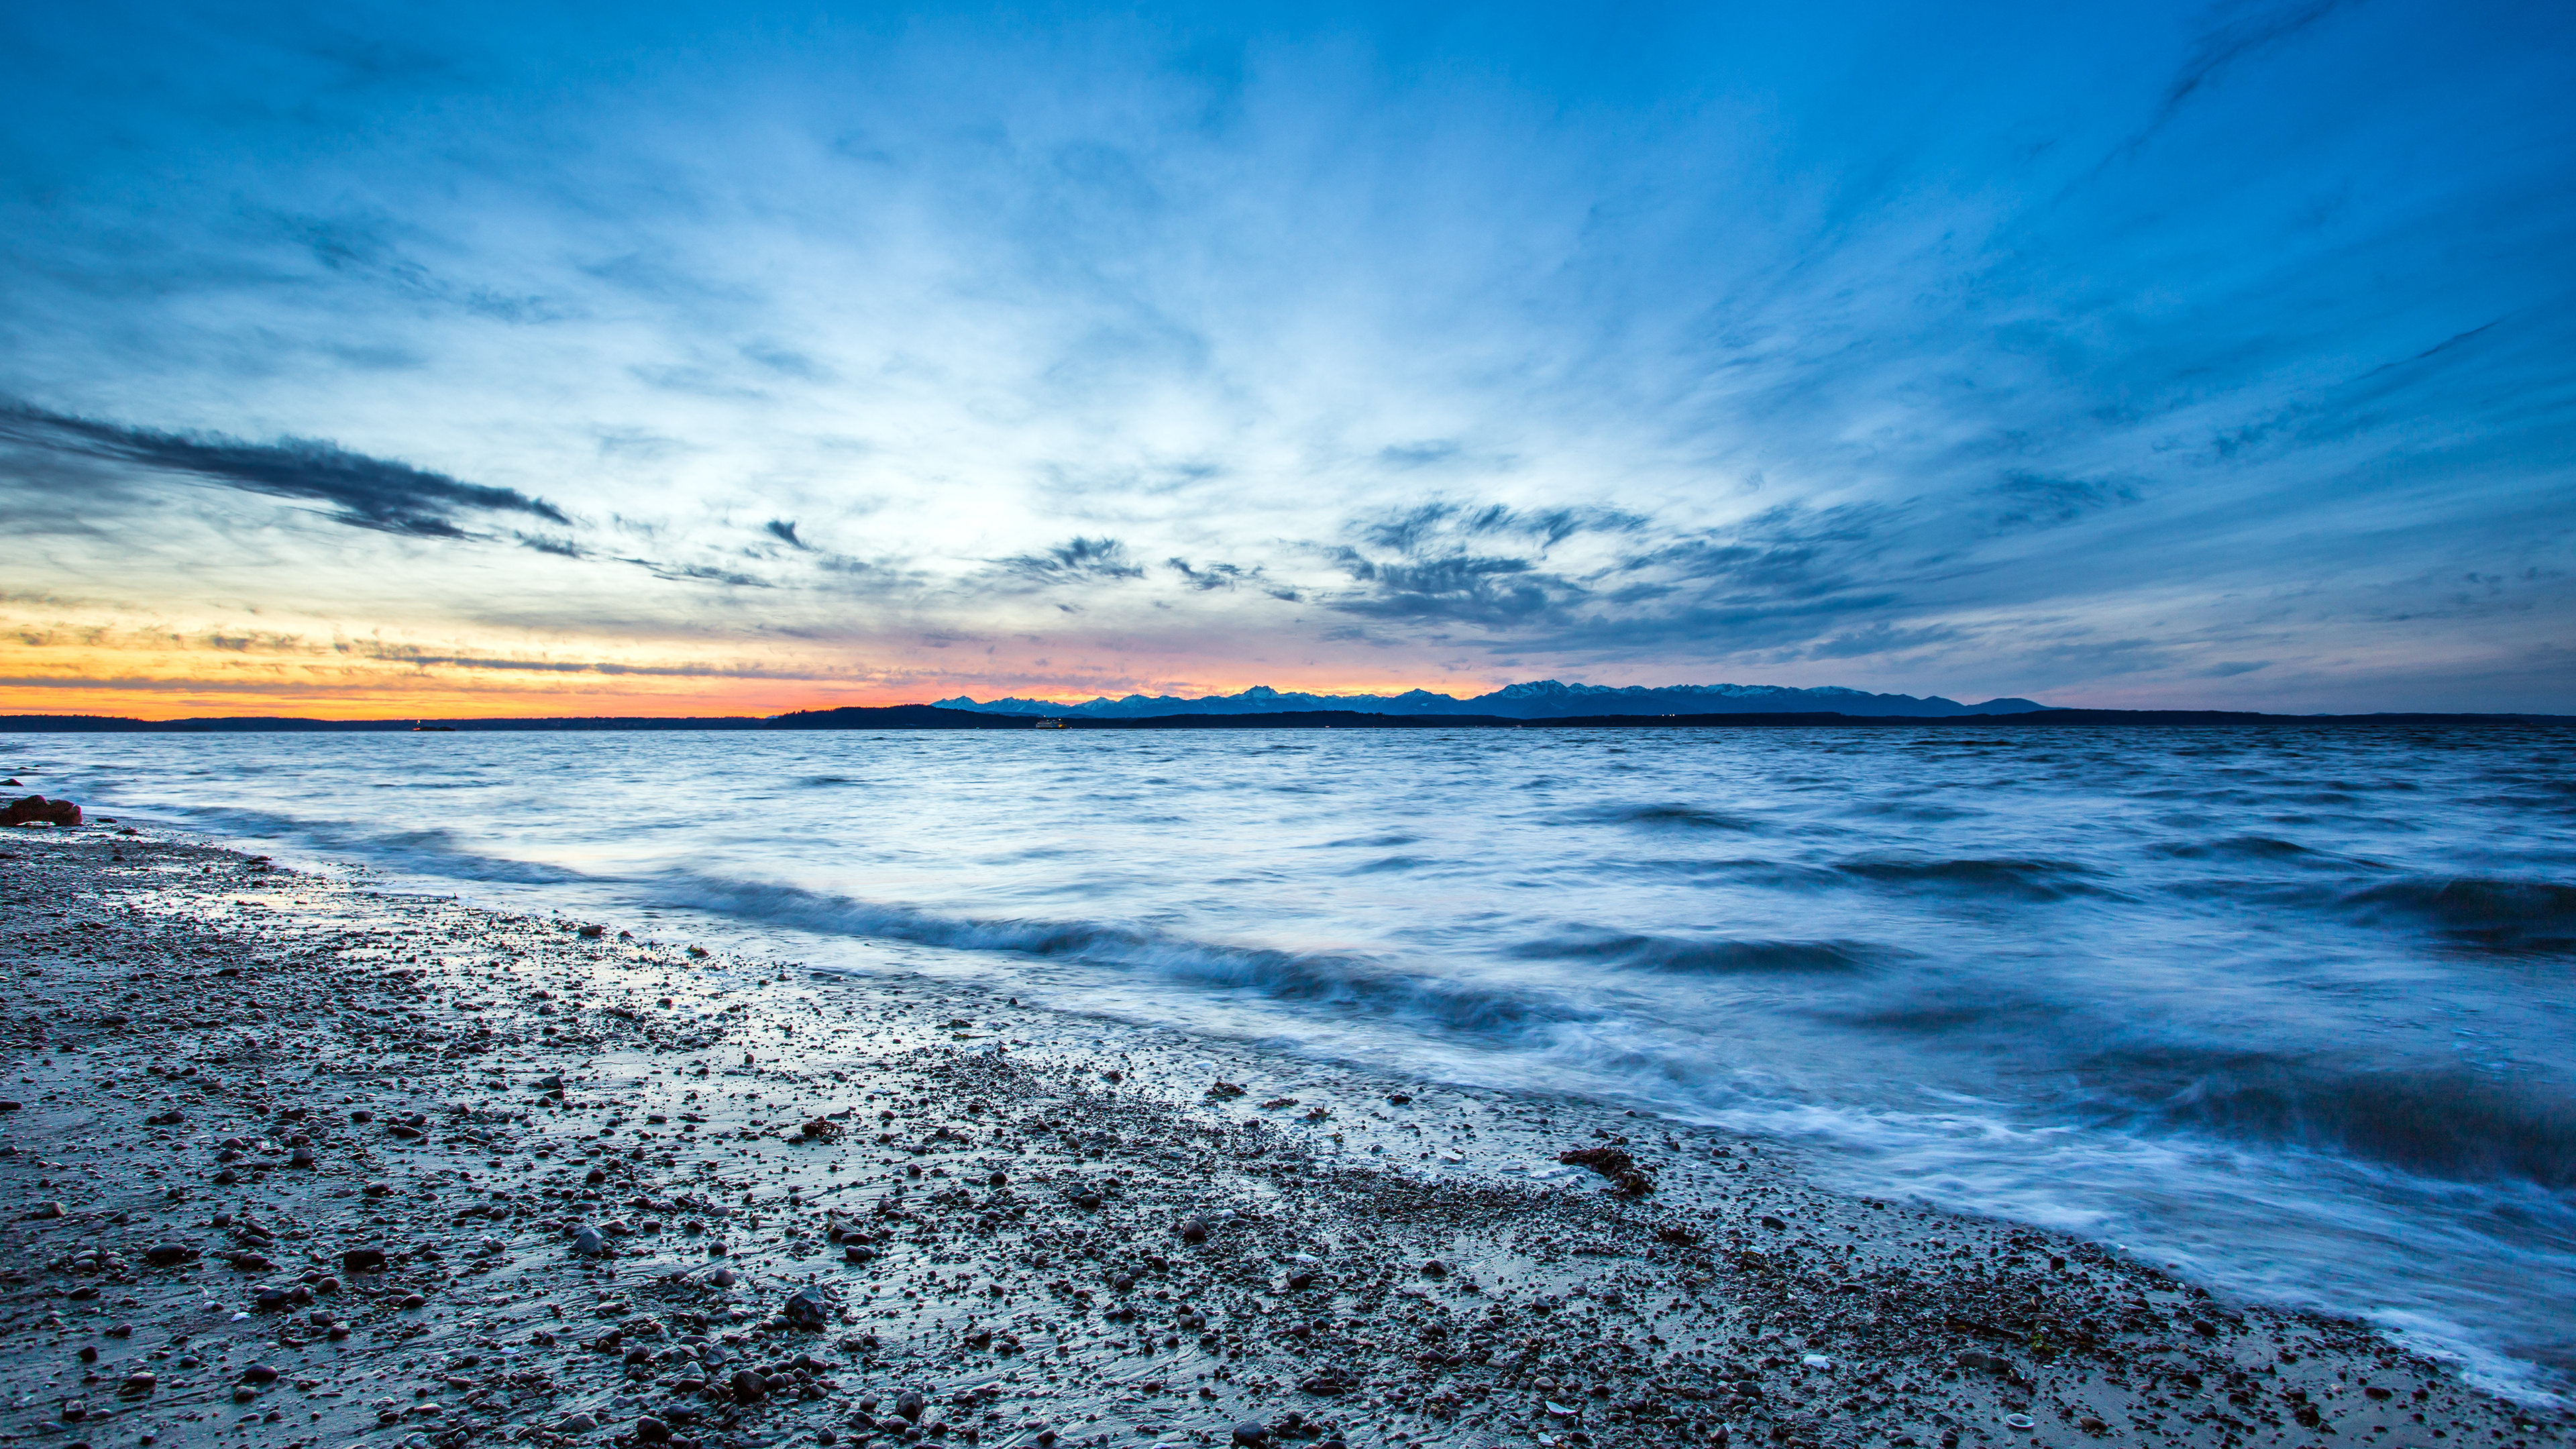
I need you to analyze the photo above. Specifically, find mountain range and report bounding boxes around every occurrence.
[931,680,2050,720]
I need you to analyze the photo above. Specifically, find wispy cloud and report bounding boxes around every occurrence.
[0,397,566,538]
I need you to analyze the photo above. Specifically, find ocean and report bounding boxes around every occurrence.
[16,723,2573,1397]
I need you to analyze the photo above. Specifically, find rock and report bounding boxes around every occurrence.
[343,1246,388,1273]
[1421,1259,1448,1278]
[29,1199,64,1220]
[1759,1215,1787,1231]
[1179,1216,1210,1244]
[731,1368,769,1402]
[144,1244,197,1267]
[1232,1420,1271,1446]
[637,1417,674,1444]
[896,1389,926,1422]
[2,795,81,827]
[559,1410,599,1432]
[118,1372,156,1397]
[785,1286,830,1329]
[1558,1146,1654,1194]
[241,1364,280,1383]
[572,1224,607,1256]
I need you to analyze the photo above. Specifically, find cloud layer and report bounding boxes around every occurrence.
[1,0,2571,715]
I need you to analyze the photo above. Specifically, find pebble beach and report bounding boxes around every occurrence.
[1,819,2565,1449]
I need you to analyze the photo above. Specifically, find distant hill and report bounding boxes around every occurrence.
[932,679,2051,719]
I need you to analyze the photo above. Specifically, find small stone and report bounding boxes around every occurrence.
[731,1368,769,1402]
[343,1246,388,1273]
[896,1389,926,1422]
[1232,1421,1271,1447]
[1179,1218,1209,1245]
[636,1417,673,1444]
[786,1286,830,1328]
[559,1411,598,1433]
[30,1200,65,1220]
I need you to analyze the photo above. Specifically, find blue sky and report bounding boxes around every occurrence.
[3,0,2572,714]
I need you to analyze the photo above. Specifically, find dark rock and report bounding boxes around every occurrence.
[896,1389,926,1422]
[1232,1421,1271,1446]
[2,795,80,827]
[144,1244,197,1267]
[637,1418,674,1444]
[343,1246,388,1273]
[731,1368,769,1402]
[1558,1146,1654,1194]
[1179,1216,1210,1244]
[786,1286,830,1329]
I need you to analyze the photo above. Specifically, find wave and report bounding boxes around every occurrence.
[2150,834,2325,861]
[1834,855,2110,900]
[1584,803,1765,832]
[2078,1046,2576,1190]
[652,871,1578,1034]
[137,802,597,887]
[1509,930,1880,975]
[2341,877,2576,952]
[1344,855,1433,875]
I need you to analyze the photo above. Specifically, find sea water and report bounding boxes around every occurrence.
[19,724,2575,1395]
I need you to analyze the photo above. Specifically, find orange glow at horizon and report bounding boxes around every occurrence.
[0,643,1508,722]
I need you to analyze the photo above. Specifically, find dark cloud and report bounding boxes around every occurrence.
[0,397,568,539]
[1000,535,1146,584]
[1353,501,1644,555]
[1987,471,2139,531]
[765,519,808,549]
[1165,557,1261,590]
[2159,0,2352,124]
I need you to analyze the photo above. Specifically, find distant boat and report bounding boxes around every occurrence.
[412,723,457,733]
[1033,718,1069,729]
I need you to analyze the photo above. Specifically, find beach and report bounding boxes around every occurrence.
[1,820,2564,1449]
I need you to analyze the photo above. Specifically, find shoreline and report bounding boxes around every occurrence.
[1,822,2565,1449]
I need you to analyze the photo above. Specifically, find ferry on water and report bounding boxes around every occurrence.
[1033,718,1069,729]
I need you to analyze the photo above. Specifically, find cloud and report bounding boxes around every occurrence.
[0,397,568,539]
[999,535,1146,585]
[765,519,808,549]
[1165,557,1262,591]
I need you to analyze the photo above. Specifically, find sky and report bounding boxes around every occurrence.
[3,0,2572,718]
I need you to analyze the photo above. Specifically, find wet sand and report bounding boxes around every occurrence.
[1,822,2565,1449]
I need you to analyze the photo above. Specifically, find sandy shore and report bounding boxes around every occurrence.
[0,821,2565,1449]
